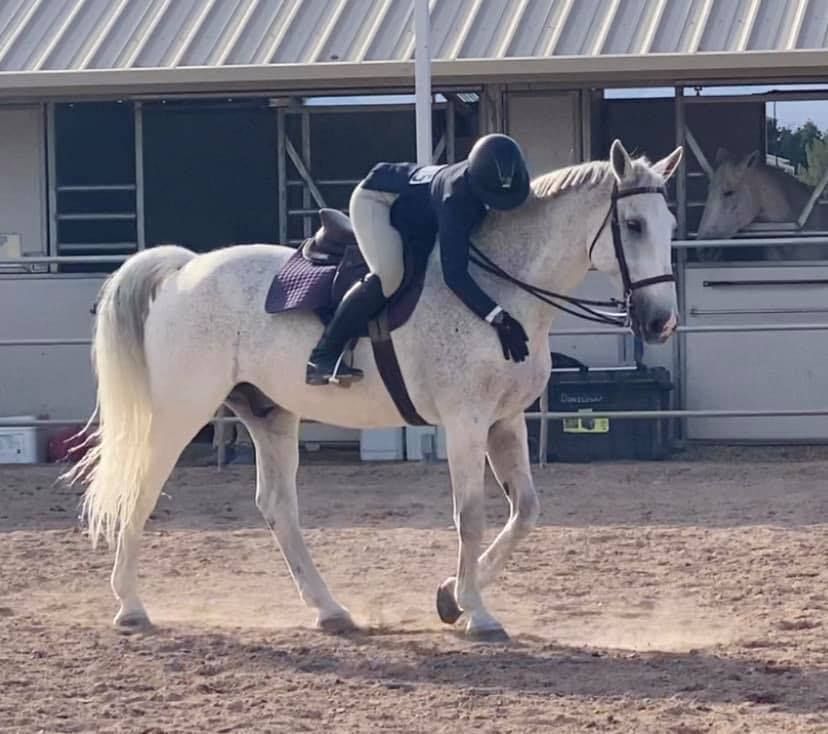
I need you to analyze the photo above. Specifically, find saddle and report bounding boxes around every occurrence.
[301,208,357,264]
[264,208,429,425]
[301,208,371,310]
[267,208,424,333]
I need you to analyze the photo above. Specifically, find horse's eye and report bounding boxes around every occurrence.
[723,190,735,198]
[625,218,643,234]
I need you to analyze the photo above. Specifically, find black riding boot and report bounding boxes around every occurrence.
[306,273,386,386]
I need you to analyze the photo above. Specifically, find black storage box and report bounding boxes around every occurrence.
[526,355,674,463]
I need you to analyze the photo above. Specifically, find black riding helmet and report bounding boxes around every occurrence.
[465,133,530,210]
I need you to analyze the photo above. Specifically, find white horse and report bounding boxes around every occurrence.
[697,147,828,261]
[64,139,682,642]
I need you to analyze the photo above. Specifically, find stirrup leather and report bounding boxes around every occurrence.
[328,339,362,387]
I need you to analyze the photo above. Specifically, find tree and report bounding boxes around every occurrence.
[799,137,828,187]
[766,117,824,174]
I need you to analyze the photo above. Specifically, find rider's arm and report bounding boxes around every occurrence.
[438,195,501,323]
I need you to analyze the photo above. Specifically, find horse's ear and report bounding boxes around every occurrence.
[610,139,634,182]
[715,147,731,165]
[652,146,683,182]
[744,150,760,169]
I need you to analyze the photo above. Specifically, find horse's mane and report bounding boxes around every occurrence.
[759,161,813,201]
[531,157,661,199]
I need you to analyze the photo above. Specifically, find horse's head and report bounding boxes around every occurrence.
[589,140,683,344]
[697,148,761,239]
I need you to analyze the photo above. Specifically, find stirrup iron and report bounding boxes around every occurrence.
[328,339,362,388]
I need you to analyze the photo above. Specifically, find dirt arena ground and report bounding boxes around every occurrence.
[2,446,828,733]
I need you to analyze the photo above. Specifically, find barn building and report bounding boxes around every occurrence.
[2,0,828,460]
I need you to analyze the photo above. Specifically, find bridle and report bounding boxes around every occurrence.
[469,182,675,328]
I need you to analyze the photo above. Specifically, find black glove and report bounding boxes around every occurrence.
[492,311,529,362]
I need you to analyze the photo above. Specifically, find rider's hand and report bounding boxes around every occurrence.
[492,311,529,362]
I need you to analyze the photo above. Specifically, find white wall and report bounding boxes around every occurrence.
[0,106,102,426]
[683,264,828,441]
[507,91,579,177]
[0,105,46,258]
[0,106,100,425]
[0,275,101,420]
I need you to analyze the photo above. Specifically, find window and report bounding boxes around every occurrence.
[53,101,136,273]
[142,99,278,252]
[596,84,828,263]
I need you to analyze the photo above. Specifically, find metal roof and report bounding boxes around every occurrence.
[1,0,828,97]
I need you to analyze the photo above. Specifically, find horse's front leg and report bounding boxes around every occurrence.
[479,413,540,586]
[437,413,539,628]
[442,420,510,642]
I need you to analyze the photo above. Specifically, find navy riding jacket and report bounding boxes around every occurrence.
[361,160,498,322]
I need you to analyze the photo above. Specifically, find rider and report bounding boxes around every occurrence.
[305,133,532,386]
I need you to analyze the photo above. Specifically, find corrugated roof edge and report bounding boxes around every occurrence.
[1,50,827,100]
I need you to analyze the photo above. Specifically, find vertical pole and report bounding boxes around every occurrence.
[301,110,312,237]
[674,85,688,443]
[446,97,456,163]
[538,380,549,467]
[675,87,687,241]
[215,407,227,470]
[415,0,432,165]
[46,102,58,273]
[277,108,287,243]
[134,101,146,251]
[401,0,437,460]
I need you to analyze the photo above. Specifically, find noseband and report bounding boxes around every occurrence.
[469,182,675,328]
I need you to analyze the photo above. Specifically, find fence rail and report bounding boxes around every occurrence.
[6,322,828,349]
[6,407,828,431]
[3,248,828,467]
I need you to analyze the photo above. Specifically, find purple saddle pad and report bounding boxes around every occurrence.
[265,248,338,314]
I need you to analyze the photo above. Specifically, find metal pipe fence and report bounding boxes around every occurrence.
[524,409,828,420]
[4,245,828,467]
[5,320,828,350]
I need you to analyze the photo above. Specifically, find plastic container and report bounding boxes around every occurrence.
[526,355,674,463]
[0,416,46,464]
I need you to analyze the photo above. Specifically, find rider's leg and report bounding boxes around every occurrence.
[305,186,403,386]
[352,188,404,299]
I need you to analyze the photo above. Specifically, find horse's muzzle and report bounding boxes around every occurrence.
[630,293,678,344]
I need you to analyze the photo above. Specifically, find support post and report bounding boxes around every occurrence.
[446,97,456,163]
[46,102,58,273]
[277,108,287,243]
[538,378,549,467]
[301,111,312,237]
[134,101,146,251]
[400,0,438,460]
[674,85,688,443]
[414,0,432,165]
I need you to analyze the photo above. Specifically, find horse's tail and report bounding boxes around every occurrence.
[62,245,196,549]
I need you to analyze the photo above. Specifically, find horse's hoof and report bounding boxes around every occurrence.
[113,610,152,633]
[317,612,359,635]
[466,625,511,644]
[436,577,462,625]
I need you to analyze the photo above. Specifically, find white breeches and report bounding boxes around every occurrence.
[349,184,404,298]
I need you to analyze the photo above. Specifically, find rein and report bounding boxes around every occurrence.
[469,182,674,328]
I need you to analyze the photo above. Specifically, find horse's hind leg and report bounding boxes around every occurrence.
[437,413,539,627]
[228,394,356,634]
[111,419,197,630]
